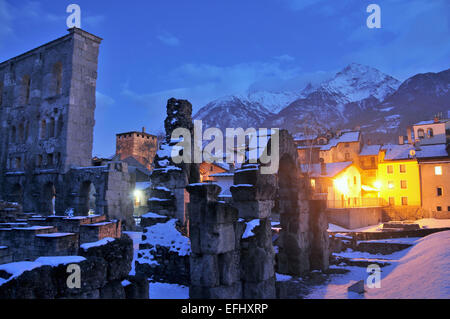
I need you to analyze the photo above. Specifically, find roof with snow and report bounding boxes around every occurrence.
[414,119,449,126]
[383,143,449,160]
[302,161,353,178]
[320,131,360,151]
[360,144,381,156]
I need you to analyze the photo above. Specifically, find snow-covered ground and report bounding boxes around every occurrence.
[328,219,450,233]
[307,230,450,299]
[124,227,190,299]
[149,282,189,299]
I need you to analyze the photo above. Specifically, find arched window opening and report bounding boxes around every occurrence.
[41,182,56,216]
[427,128,434,138]
[57,116,64,137]
[9,184,23,205]
[52,63,63,96]
[11,126,16,143]
[22,75,31,105]
[18,122,24,142]
[40,120,47,139]
[49,117,55,138]
[37,155,43,167]
[79,181,97,216]
[56,153,61,166]
[14,157,21,169]
[47,153,54,167]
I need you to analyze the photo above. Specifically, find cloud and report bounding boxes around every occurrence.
[0,0,13,47]
[84,15,106,28]
[96,91,115,108]
[274,54,295,62]
[345,0,450,80]
[281,0,329,12]
[157,32,180,46]
[120,59,323,116]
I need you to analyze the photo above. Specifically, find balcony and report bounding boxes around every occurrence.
[327,197,388,209]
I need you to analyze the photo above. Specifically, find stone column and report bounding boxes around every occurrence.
[230,164,277,299]
[276,177,312,276]
[309,200,330,271]
[187,183,241,299]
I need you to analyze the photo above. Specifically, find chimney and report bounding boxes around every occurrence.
[434,115,439,123]
[142,127,146,133]
[320,158,326,175]
[407,127,413,144]
[399,136,404,145]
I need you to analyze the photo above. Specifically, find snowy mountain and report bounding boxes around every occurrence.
[193,95,274,130]
[265,63,401,133]
[194,63,449,144]
[360,68,450,143]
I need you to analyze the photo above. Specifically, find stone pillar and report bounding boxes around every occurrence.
[276,177,312,276]
[187,183,241,299]
[230,164,276,299]
[309,200,330,271]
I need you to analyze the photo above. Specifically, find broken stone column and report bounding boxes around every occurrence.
[187,183,241,299]
[230,164,277,299]
[141,98,199,229]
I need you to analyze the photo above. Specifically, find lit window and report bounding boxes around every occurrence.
[418,129,425,139]
[427,128,434,138]
[388,181,394,189]
[435,166,443,175]
[400,164,406,173]
[401,197,408,206]
[310,179,316,189]
[387,165,393,174]
[401,180,407,189]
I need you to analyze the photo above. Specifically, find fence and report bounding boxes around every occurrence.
[327,197,388,209]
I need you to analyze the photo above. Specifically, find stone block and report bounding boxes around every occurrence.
[243,276,276,299]
[232,200,274,220]
[218,250,240,286]
[190,254,219,287]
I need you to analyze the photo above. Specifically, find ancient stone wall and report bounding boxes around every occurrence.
[0,235,148,299]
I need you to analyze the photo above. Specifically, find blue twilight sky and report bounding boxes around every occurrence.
[0,0,449,157]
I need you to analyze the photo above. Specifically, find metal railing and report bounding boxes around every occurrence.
[327,197,388,209]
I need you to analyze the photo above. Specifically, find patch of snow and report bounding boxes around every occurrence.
[276,273,293,282]
[80,237,115,251]
[149,282,189,299]
[140,219,190,256]
[34,256,86,267]
[141,212,167,219]
[243,219,261,239]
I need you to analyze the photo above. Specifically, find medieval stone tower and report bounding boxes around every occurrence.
[116,128,158,171]
[0,28,102,214]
